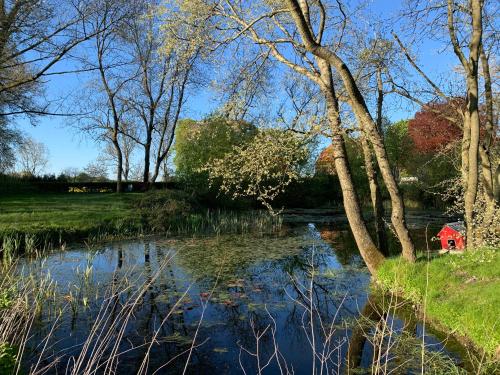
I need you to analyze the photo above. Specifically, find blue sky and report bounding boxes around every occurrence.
[13,0,459,175]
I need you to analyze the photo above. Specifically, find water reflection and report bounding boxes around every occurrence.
[20,221,461,374]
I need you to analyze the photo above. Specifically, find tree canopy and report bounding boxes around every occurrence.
[174,117,257,182]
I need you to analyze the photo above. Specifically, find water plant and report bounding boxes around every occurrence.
[0,343,17,375]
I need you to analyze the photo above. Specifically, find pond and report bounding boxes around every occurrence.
[19,214,466,374]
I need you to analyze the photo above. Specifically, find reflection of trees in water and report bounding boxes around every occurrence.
[318,226,361,265]
[318,222,443,260]
[23,225,458,373]
[168,234,310,285]
[346,293,463,373]
[150,230,370,371]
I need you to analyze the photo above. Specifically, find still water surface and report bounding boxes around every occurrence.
[21,215,465,374]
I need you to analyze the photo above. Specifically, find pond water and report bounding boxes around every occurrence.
[20,215,466,374]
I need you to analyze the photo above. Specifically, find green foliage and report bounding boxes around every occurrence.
[344,136,371,202]
[383,120,460,208]
[204,129,309,212]
[0,288,13,310]
[136,189,197,232]
[274,174,342,208]
[376,247,500,357]
[0,343,17,375]
[174,117,257,185]
[385,120,414,177]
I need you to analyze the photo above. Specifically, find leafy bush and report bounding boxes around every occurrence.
[136,189,197,231]
[0,343,17,374]
[203,129,309,213]
[174,117,257,186]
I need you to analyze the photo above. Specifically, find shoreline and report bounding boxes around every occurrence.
[375,249,500,362]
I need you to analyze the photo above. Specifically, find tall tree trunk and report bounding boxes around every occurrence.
[143,141,151,185]
[464,75,481,245]
[369,69,389,255]
[335,71,414,262]
[477,46,497,243]
[360,133,388,255]
[285,1,415,262]
[112,134,123,193]
[318,60,385,274]
[446,0,483,246]
[343,91,414,261]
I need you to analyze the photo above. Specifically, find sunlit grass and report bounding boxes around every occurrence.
[0,192,283,260]
[376,247,500,357]
[0,193,142,232]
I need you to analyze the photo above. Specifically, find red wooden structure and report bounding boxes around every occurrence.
[437,222,466,250]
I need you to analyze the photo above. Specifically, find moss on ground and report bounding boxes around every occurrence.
[376,247,500,357]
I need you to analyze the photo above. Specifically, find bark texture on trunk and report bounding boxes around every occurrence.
[447,0,483,245]
[464,79,481,244]
[479,46,496,206]
[112,134,123,193]
[285,0,415,262]
[355,111,415,262]
[143,141,151,185]
[318,61,385,274]
[371,69,389,254]
[360,133,388,255]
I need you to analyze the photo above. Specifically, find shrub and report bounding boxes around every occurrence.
[136,189,197,231]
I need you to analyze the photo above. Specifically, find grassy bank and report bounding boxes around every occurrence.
[0,193,144,255]
[376,247,500,359]
[0,191,282,259]
[0,193,143,233]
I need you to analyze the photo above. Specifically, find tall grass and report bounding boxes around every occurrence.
[166,209,283,236]
[0,262,57,374]
[1,206,282,263]
[376,248,500,358]
[0,251,217,375]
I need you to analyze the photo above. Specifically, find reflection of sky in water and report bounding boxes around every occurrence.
[20,221,462,374]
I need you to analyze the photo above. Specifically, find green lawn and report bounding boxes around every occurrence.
[0,193,144,246]
[376,248,500,357]
[0,193,142,231]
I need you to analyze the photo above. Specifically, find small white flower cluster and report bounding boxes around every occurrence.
[203,129,308,214]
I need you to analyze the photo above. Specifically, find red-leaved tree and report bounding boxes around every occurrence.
[408,99,464,153]
[315,145,336,175]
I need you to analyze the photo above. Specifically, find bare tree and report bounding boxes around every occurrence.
[119,11,200,185]
[0,117,22,172]
[98,123,138,182]
[167,0,392,271]
[17,137,49,176]
[0,0,111,119]
[391,0,498,245]
[282,0,415,262]
[84,160,109,181]
[168,0,422,268]
[73,0,144,192]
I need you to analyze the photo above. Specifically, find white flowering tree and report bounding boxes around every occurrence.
[203,129,309,214]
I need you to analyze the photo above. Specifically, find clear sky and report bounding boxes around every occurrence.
[12,0,459,175]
